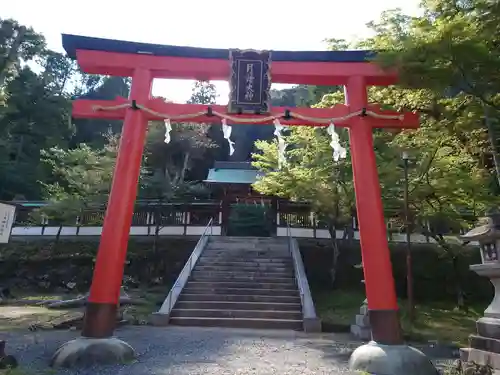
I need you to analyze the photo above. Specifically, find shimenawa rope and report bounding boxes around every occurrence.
[91,102,404,124]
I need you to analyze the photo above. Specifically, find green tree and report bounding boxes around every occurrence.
[37,131,118,211]
[0,65,74,199]
[0,18,46,87]
[252,118,353,285]
[362,3,500,186]
[353,2,500,306]
[252,7,500,302]
[141,81,217,200]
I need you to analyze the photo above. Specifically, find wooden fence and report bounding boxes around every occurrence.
[7,201,477,245]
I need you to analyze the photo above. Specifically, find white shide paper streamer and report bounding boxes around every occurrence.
[326,122,347,161]
[164,119,172,144]
[273,119,287,169]
[222,119,235,156]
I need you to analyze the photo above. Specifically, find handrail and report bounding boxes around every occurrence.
[286,223,305,304]
[286,223,322,332]
[155,218,213,318]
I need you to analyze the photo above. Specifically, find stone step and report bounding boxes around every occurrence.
[175,300,302,311]
[205,245,288,252]
[188,277,296,286]
[197,260,293,268]
[190,274,295,284]
[204,251,290,258]
[209,237,287,244]
[469,334,500,353]
[192,270,294,278]
[459,348,470,362]
[178,293,301,304]
[200,256,292,263]
[169,316,302,330]
[183,286,299,297]
[203,248,289,254]
[194,265,294,274]
[203,252,290,259]
[171,308,302,320]
[206,244,287,250]
[205,244,288,250]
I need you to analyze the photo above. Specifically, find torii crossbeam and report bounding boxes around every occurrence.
[52,34,420,368]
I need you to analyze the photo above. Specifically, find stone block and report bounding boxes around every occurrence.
[360,304,369,315]
[351,324,371,341]
[467,347,500,369]
[470,334,500,354]
[355,314,370,327]
[150,312,170,326]
[477,317,500,339]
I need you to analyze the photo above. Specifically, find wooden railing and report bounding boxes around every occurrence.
[8,200,477,243]
[10,202,222,237]
[276,201,477,244]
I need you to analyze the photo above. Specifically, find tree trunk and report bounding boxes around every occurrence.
[152,208,162,277]
[327,220,341,288]
[0,26,26,87]
[55,225,63,243]
[53,225,63,253]
[451,255,467,311]
[179,152,190,183]
[418,225,466,309]
[484,104,500,188]
[14,135,24,165]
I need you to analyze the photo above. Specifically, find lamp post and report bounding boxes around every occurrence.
[402,151,415,322]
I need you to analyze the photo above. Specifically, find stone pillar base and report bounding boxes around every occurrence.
[349,341,438,375]
[150,312,170,326]
[50,337,135,368]
[460,316,500,372]
[303,317,322,333]
[350,299,372,340]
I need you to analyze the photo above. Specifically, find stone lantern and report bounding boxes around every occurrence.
[459,212,500,370]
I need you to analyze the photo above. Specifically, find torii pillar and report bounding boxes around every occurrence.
[346,76,401,344]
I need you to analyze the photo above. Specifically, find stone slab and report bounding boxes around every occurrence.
[360,305,369,315]
[466,347,500,369]
[355,314,369,327]
[477,317,500,339]
[470,334,500,354]
[350,325,371,340]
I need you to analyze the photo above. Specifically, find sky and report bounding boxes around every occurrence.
[3,0,421,103]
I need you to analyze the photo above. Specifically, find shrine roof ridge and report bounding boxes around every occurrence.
[62,34,377,63]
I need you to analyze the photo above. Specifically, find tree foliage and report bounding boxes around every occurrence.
[250,0,500,302]
[141,82,218,201]
[254,0,499,234]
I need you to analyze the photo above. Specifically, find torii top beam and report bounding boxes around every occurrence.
[62,34,417,129]
[62,34,398,86]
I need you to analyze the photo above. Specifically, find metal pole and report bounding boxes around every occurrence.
[402,152,415,322]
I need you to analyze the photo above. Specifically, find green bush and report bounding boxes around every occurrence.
[227,204,273,237]
[0,236,492,304]
[300,239,492,304]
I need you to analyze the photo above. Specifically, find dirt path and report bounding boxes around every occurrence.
[0,305,81,331]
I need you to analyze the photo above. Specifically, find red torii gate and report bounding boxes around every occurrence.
[57,34,419,363]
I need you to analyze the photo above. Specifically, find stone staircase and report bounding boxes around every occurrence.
[168,236,303,330]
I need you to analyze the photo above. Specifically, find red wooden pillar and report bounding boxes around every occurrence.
[345,76,402,344]
[82,68,153,338]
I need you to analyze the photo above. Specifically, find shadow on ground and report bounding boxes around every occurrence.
[1,326,459,375]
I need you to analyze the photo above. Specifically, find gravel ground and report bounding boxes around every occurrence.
[1,326,457,375]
